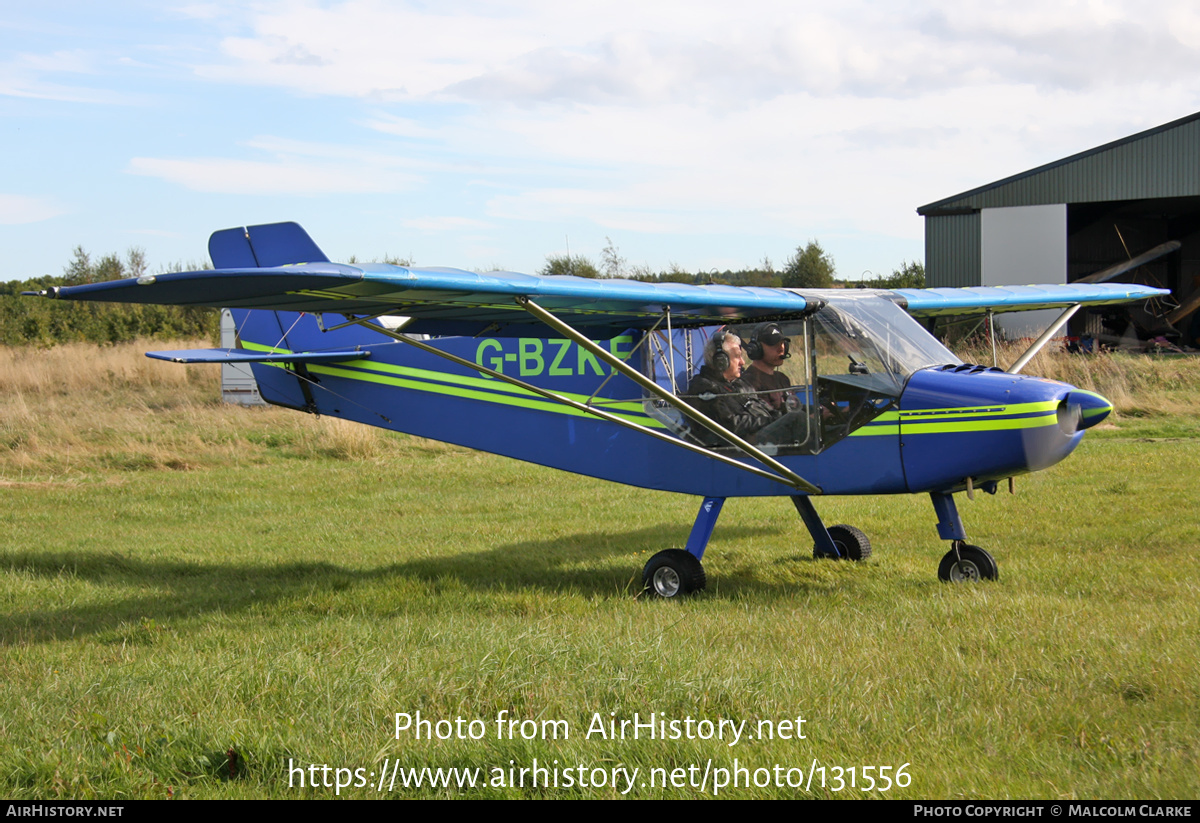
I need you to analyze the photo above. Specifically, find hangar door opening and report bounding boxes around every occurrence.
[980,204,1067,339]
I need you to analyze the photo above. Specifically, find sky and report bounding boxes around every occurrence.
[3,0,1200,282]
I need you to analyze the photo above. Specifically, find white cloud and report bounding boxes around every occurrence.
[174,0,1200,244]
[0,194,67,225]
[126,155,419,195]
[127,135,426,194]
[10,1,1199,278]
[126,228,186,238]
[362,114,444,140]
[400,216,495,232]
[0,50,137,103]
[189,1,1200,105]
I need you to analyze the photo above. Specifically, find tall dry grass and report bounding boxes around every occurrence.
[0,340,204,396]
[3,338,1196,482]
[0,340,416,481]
[951,339,1200,417]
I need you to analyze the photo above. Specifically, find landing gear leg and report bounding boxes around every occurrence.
[641,497,722,598]
[791,496,871,560]
[930,492,998,582]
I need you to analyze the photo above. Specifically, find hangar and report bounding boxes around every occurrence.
[918,111,1200,343]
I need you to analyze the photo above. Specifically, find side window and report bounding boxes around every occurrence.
[646,322,825,455]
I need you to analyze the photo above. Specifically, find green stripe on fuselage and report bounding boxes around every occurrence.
[849,400,1061,437]
[241,341,666,428]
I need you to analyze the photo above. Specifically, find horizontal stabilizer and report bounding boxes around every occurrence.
[145,348,371,365]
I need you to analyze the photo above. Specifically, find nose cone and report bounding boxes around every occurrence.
[1062,389,1113,431]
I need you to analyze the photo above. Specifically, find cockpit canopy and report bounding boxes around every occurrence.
[644,296,962,454]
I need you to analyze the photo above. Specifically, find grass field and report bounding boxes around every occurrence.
[2,342,1198,799]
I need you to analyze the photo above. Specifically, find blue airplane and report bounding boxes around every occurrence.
[26,222,1168,598]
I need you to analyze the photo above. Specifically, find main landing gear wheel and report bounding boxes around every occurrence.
[642,549,707,599]
[813,524,872,561]
[938,543,998,582]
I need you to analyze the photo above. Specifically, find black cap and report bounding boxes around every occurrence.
[758,323,787,346]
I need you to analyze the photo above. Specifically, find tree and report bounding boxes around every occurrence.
[63,246,93,285]
[886,260,925,289]
[126,247,148,280]
[858,260,926,290]
[782,241,835,289]
[94,253,124,282]
[600,237,626,279]
[540,254,600,278]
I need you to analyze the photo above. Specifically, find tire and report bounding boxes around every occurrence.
[938,544,998,582]
[813,524,872,561]
[642,549,707,598]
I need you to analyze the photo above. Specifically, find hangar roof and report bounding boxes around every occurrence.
[918,111,1200,216]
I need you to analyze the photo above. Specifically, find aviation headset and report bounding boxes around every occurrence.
[745,322,791,361]
[705,330,740,373]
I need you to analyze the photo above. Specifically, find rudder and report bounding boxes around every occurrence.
[208,222,331,269]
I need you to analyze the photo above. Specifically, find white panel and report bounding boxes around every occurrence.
[981,204,1067,339]
[220,308,265,405]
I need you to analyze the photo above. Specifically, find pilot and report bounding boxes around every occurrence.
[739,322,793,412]
[684,330,777,444]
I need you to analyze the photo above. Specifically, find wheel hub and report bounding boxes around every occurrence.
[951,560,980,582]
[652,566,681,597]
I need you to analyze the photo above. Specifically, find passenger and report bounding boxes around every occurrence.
[685,330,776,445]
[739,322,794,412]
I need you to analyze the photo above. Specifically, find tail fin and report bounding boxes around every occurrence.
[208,222,330,269]
[226,309,329,413]
[207,223,333,411]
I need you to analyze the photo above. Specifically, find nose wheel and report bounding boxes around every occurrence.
[938,542,998,582]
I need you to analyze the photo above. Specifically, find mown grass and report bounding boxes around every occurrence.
[1,342,1198,799]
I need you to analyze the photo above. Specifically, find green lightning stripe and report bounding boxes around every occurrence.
[897,400,1059,419]
[241,341,647,413]
[241,341,667,429]
[898,414,1057,435]
[849,423,900,436]
[849,400,1062,437]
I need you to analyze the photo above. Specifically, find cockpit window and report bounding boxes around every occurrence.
[642,297,960,456]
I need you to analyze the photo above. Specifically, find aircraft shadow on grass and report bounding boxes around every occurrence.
[1,523,854,644]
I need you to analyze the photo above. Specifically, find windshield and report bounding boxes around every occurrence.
[810,295,961,390]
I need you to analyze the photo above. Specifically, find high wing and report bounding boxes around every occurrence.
[29,269,820,339]
[891,283,1170,317]
[28,266,1166,338]
[26,219,1167,336]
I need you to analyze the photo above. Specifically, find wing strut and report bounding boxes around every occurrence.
[516,297,821,494]
[1007,304,1081,374]
[348,320,805,489]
